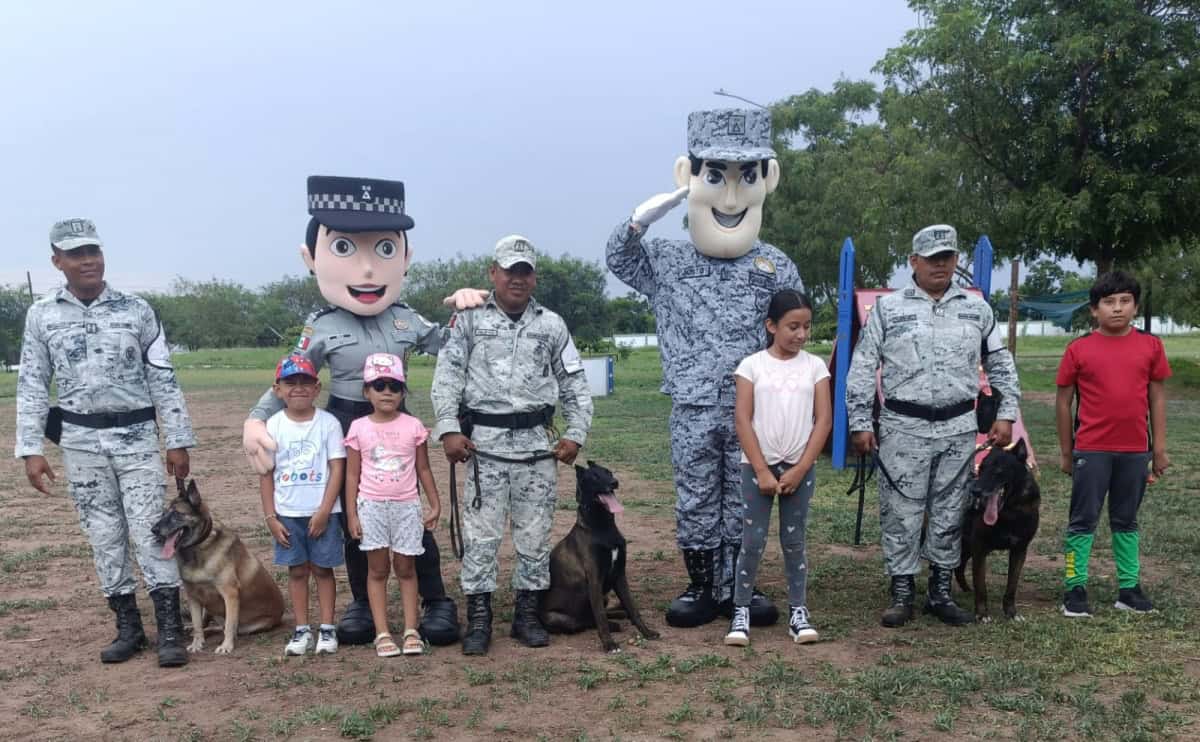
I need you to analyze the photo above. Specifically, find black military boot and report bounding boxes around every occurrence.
[510,590,549,648]
[100,593,147,663]
[881,575,916,628]
[924,565,975,626]
[665,549,720,628]
[416,531,461,646]
[337,541,376,645]
[461,593,493,656]
[150,587,189,667]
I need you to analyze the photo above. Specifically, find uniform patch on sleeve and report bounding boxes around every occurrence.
[146,324,173,369]
[560,336,584,373]
[294,325,314,351]
[984,323,1006,354]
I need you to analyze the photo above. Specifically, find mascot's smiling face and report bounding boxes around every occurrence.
[673,155,779,260]
[301,226,412,317]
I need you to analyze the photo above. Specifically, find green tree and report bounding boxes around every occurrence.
[0,285,33,364]
[878,0,1200,274]
[607,292,655,334]
[144,278,262,349]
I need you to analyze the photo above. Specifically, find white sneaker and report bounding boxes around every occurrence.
[788,605,818,644]
[723,605,750,646]
[315,627,338,655]
[284,627,313,656]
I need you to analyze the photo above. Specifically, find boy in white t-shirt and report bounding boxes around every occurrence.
[260,355,347,656]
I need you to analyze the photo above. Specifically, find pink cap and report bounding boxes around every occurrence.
[363,352,405,383]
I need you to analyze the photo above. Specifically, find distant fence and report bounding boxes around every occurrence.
[612,334,658,348]
[1011,318,1197,336]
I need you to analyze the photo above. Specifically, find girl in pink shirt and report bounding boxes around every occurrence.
[726,290,831,648]
[345,354,442,657]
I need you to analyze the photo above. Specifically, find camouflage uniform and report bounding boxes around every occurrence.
[431,294,592,594]
[606,220,802,600]
[15,285,195,596]
[845,281,1020,575]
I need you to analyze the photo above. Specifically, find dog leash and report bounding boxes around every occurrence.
[846,456,875,546]
[871,443,991,503]
[447,448,559,561]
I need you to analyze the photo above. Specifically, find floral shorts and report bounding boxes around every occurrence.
[357,498,424,555]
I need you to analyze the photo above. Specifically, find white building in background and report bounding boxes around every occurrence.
[1012,318,1197,336]
[612,334,658,348]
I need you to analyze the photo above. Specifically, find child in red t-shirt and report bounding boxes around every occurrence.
[1055,271,1170,618]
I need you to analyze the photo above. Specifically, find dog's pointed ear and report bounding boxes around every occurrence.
[1011,437,1028,461]
[185,480,202,507]
[588,459,596,468]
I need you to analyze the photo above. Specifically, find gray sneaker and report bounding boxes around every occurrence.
[284,627,314,656]
[788,605,819,644]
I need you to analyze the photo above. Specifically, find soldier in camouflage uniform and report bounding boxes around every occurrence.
[845,225,1021,628]
[607,109,801,629]
[243,176,466,647]
[432,235,593,656]
[16,218,195,667]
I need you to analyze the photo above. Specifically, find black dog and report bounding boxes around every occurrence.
[955,439,1041,622]
[539,461,660,653]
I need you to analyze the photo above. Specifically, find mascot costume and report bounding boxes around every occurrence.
[244,176,479,645]
[606,109,804,628]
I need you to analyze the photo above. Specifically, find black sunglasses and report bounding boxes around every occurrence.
[369,379,405,393]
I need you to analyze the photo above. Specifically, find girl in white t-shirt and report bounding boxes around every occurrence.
[725,290,832,647]
[345,354,442,658]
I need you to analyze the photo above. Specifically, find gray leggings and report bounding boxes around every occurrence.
[735,463,814,607]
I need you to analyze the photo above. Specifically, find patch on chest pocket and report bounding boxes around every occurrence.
[892,314,918,323]
[957,312,981,322]
[474,329,498,337]
[680,265,712,280]
[748,271,776,289]
[123,345,138,366]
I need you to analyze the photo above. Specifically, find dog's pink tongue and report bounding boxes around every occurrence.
[984,492,1001,526]
[598,494,624,514]
[161,532,180,559]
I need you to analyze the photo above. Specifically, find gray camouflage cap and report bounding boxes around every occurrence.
[494,234,536,269]
[50,218,103,251]
[687,108,775,162]
[912,224,958,257]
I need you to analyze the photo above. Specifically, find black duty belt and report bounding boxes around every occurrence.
[463,405,554,430]
[327,396,374,418]
[883,398,974,422]
[59,406,156,429]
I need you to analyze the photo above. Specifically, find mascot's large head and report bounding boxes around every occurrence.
[301,175,414,317]
[672,109,779,259]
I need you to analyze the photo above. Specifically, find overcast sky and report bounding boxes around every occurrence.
[3,0,921,296]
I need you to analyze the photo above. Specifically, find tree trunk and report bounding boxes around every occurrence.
[1144,282,1152,334]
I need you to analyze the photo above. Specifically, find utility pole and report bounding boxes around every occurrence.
[26,271,34,301]
[1007,260,1020,355]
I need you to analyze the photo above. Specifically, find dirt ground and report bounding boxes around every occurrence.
[0,389,1175,741]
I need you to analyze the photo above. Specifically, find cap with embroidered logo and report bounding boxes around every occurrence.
[494,234,537,270]
[362,352,406,383]
[276,355,318,381]
[912,224,958,257]
[50,218,103,251]
[307,175,414,232]
[687,108,775,162]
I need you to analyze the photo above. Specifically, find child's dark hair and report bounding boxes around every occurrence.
[363,380,409,414]
[1089,271,1141,307]
[764,289,814,346]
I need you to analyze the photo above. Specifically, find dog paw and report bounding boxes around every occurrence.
[641,630,661,640]
[187,640,204,653]
[1008,613,1026,622]
[603,643,621,654]
[214,643,234,655]
[976,615,993,624]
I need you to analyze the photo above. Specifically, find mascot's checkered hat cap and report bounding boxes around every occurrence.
[307,175,414,232]
[687,108,776,162]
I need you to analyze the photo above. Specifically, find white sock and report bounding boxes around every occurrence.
[319,624,335,632]
[295,625,310,633]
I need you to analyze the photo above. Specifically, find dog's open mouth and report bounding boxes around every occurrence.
[597,493,623,514]
[160,531,182,559]
[983,491,1001,526]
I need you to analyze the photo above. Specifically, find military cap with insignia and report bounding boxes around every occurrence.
[307,175,414,232]
[688,108,776,162]
[49,218,103,251]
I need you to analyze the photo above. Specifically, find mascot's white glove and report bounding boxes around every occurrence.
[242,418,277,475]
[632,186,690,229]
[442,288,489,309]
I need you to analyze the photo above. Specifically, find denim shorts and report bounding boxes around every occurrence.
[274,513,346,568]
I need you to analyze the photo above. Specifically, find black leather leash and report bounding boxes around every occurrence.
[447,448,559,561]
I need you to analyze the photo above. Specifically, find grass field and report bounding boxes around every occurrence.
[2,335,1199,740]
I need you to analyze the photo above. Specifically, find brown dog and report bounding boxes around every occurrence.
[152,479,284,654]
[539,461,659,653]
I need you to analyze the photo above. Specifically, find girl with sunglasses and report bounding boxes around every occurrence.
[344,353,442,657]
